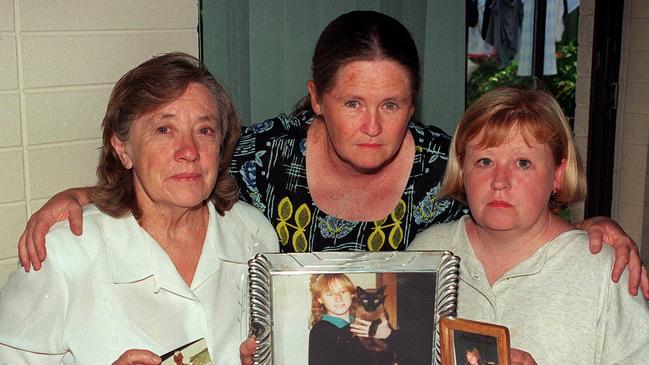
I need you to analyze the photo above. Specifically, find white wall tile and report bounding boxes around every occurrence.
[620,143,649,175]
[21,31,198,88]
[25,87,111,145]
[0,92,22,147]
[626,51,649,83]
[0,150,24,202]
[625,82,649,114]
[0,0,14,31]
[0,203,26,259]
[622,112,649,145]
[20,0,197,31]
[631,0,649,17]
[28,142,101,199]
[0,34,17,90]
[630,18,649,51]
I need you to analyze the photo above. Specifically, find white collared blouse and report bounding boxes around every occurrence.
[0,201,278,365]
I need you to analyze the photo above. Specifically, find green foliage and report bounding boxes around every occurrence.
[466,40,578,118]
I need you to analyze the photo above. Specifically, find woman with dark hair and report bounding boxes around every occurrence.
[0,53,277,364]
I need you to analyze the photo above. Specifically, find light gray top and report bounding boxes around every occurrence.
[410,216,649,364]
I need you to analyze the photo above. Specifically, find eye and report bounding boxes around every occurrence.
[344,100,359,108]
[477,158,492,168]
[384,102,399,111]
[199,126,216,136]
[516,159,531,169]
[155,126,170,134]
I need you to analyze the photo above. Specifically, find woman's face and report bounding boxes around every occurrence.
[463,130,566,234]
[466,351,479,365]
[318,281,353,319]
[309,59,415,173]
[112,83,221,213]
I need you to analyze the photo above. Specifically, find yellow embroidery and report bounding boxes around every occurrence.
[276,196,311,252]
[368,199,406,251]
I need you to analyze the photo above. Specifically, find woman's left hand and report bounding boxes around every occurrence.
[350,315,392,339]
[578,216,649,299]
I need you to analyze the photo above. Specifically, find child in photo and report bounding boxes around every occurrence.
[308,274,371,365]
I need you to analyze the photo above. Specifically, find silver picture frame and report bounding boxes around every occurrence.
[248,251,460,365]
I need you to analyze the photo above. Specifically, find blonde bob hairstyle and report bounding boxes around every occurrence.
[440,87,586,214]
[309,274,357,328]
[91,52,241,218]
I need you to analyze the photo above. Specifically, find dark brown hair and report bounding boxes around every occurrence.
[294,10,420,113]
[92,52,241,217]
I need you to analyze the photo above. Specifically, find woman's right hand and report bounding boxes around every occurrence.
[240,337,256,365]
[18,187,91,271]
[112,349,161,365]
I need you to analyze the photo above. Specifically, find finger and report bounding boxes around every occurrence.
[32,217,54,262]
[69,204,84,236]
[239,337,256,365]
[25,224,42,271]
[625,249,642,296]
[610,243,631,284]
[114,350,161,365]
[18,230,30,272]
[587,227,604,254]
[641,264,649,300]
[353,318,371,325]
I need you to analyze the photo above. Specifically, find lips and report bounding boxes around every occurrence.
[171,172,201,181]
[487,200,512,208]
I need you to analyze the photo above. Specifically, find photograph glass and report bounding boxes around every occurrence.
[248,251,460,365]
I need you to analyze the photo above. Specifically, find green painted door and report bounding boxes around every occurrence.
[200,0,464,133]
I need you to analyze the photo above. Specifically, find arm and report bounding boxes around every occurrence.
[18,187,92,271]
[576,216,649,299]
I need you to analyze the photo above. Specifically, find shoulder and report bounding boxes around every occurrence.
[240,112,313,140]
[45,204,113,261]
[408,121,452,146]
[409,218,464,250]
[545,230,614,270]
[216,201,279,253]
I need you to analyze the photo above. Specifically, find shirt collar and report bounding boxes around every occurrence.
[322,314,352,328]
[103,202,221,298]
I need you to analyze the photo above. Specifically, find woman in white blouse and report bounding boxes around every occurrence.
[0,53,277,365]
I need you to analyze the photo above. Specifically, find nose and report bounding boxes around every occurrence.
[491,166,510,190]
[360,111,382,137]
[333,293,343,301]
[174,133,199,162]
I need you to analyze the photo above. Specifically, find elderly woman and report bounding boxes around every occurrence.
[17,11,648,296]
[410,87,649,364]
[0,53,277,364]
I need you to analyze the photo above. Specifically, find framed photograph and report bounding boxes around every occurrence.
[248,251,460,365]
[439,317,510,365]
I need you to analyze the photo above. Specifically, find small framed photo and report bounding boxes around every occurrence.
[439,317,510,365]
[248,251,460,365]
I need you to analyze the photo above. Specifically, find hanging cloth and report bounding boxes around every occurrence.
[483,0,524,65]
[517,0,565,76]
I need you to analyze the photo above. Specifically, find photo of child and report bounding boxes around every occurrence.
[308,274,398,365]
[269,272,436,365]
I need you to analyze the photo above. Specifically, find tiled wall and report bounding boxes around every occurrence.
[575,0,649,263]
[616,0,649,264]
[0,0,198,285]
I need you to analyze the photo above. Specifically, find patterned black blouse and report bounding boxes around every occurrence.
[229,111,466,253]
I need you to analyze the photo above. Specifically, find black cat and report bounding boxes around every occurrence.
[355,286,396,365]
